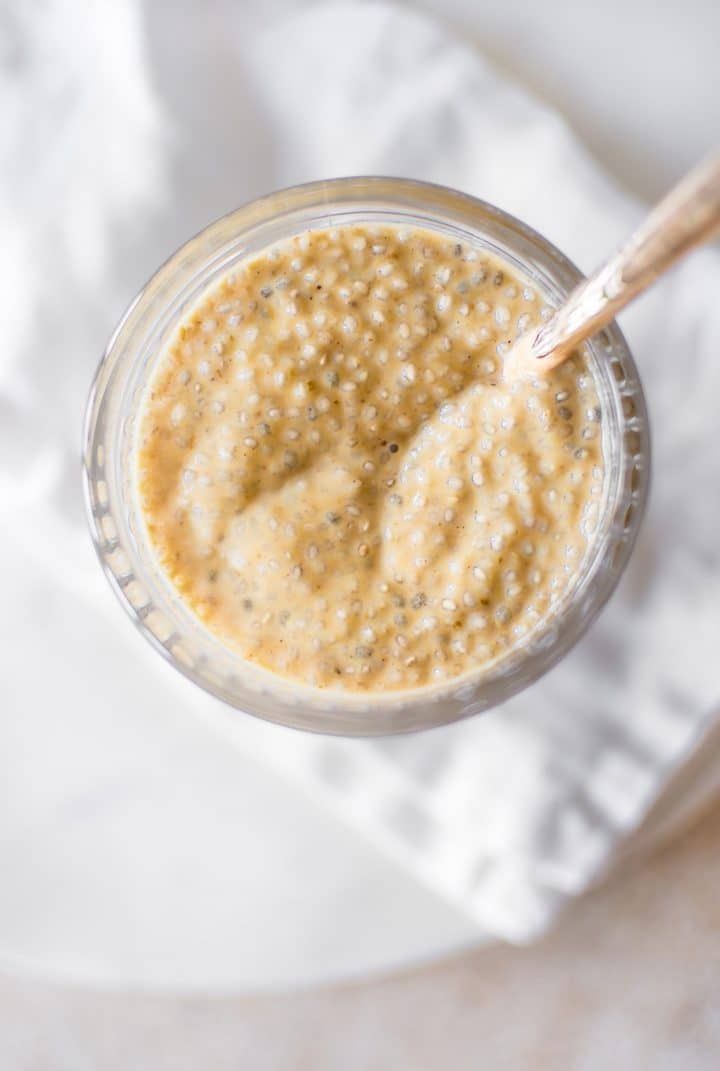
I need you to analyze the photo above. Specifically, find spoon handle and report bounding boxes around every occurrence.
[509,153,720,375]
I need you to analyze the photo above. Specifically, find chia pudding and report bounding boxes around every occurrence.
[135,224,603,692]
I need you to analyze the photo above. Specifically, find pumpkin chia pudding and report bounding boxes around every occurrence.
[135,224,604,693]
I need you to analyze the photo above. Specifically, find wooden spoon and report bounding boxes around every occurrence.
[504,153,720,378]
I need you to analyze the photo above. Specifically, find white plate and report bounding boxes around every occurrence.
[2,538,718,993]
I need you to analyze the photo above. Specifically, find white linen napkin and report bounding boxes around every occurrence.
[3,0,719,950]
[227,2,720,940]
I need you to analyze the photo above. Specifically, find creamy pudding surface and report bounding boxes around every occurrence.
[136,224,603,693]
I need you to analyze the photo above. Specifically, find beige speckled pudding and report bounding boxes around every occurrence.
[135,223,603,694]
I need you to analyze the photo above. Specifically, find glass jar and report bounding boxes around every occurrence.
[82,177,650,735]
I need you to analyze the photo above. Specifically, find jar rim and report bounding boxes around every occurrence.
[82,176,650,735]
